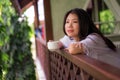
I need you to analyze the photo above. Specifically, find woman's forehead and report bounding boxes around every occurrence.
[66,13,78,20]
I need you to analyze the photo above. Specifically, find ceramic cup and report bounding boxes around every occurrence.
[47,41,60,50]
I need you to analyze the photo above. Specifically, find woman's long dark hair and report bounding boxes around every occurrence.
[63,8,116,51]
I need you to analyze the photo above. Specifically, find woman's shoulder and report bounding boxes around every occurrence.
[59,35,73,48]
[60,35,70,40]
[88,33,100,37]
[81,33,104,44]
[87,33,102,40]
[59,35,73,43]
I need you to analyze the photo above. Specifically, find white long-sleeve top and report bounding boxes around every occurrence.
[60,33,116,55]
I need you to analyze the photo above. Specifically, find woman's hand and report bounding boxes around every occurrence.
[67,42,84,54]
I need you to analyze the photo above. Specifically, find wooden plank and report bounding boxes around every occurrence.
[53,50,120,80]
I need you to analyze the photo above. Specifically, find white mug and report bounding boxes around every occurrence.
[47,41,60,50]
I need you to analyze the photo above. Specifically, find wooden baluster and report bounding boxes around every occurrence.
[81,69,90,80]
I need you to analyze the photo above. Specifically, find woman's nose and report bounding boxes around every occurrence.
[68,22,72,27]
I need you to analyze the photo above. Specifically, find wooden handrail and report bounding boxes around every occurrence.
[94,20,120,25]
[49,50,120,80]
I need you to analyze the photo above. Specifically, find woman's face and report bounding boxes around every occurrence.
[65,13,80,40]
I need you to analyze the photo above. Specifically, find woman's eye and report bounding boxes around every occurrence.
[73,21,78,23]
[66,21,69,23]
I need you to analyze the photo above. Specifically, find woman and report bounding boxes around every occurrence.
[59,8,116,55]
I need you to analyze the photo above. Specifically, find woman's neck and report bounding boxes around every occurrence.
[73,37,80,42]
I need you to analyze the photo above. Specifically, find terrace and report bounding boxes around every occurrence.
[11,0,120,80]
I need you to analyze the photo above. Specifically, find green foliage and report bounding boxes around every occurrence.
[100,10,115,34]
[0,0,36,80]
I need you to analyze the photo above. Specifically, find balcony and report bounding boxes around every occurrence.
[36,38,120,80]
[10,0,120,80]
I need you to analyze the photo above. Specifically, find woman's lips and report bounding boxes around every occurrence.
[67,30,74,33]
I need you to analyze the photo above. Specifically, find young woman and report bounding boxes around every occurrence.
[59,8,116,55]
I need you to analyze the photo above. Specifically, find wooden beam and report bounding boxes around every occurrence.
[33,0,39,29]
[44,0,53,42]
[18,0,32,9]
[11,0,36,15]
[10,0,22,15]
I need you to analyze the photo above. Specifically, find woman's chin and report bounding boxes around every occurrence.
[67,34,74,37]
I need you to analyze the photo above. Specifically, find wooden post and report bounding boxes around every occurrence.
[43,0,53,42]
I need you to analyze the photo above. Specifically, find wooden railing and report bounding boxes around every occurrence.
[36,38,120,80]
[94,20,120,35]
[49,50,120,80]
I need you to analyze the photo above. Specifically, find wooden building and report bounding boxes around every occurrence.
[11,0,120,80]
